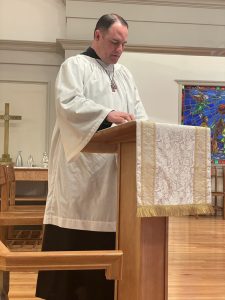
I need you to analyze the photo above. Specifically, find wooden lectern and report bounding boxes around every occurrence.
[83,121,168,300]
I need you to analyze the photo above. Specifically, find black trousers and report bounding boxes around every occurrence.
[36,224,116,300]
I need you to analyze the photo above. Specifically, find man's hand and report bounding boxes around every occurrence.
[106,111,135,125]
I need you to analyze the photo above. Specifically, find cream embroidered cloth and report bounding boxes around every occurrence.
[136,120,213,217]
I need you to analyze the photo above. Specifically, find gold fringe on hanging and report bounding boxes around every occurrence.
[137,204,215,218]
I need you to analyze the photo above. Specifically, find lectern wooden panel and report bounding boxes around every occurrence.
[117,140,168,300]
[84,121,168,300]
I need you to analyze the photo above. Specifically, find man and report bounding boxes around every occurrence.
[36,13,148,300]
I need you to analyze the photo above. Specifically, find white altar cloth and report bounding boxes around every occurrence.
[136,121,213,217]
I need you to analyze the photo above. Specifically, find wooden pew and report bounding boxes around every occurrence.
[0,163,123,299]
[0,164,44,242]
[0,241,123,300]
[0,164,45,212]
[211,165,225,218]
[14,167,48,204]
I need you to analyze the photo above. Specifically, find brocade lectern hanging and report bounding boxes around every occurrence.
[136,121,213,217]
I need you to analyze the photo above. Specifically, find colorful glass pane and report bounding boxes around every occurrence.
[182,85,225,164]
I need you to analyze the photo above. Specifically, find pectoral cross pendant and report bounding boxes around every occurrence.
[111,80,117,92]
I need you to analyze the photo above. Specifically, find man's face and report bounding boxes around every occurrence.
[95,22,128,65]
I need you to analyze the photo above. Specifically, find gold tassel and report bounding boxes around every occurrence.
[137,204,214,217]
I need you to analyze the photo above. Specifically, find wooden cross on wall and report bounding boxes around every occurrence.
[0,103,22,164]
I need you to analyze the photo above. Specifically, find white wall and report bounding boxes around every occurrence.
[0,0,66,42]
[0,48,63,164]
[66,1,225,48]
[0,82,48,164]
[1,0,225,49]
[120,53,225,124]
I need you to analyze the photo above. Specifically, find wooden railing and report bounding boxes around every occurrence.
[0,241,123,299]
[0,241,122,278]
[0,164,44,242]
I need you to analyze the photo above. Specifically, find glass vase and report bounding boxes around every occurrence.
[16,151,23,167]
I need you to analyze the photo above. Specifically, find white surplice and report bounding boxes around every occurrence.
[44,54,148,232]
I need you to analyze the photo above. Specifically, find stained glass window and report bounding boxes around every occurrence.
[181,85,225,164]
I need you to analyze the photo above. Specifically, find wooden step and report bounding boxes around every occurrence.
[0,212,44,225]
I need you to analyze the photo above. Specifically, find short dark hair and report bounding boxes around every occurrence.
[94,14,128,33]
